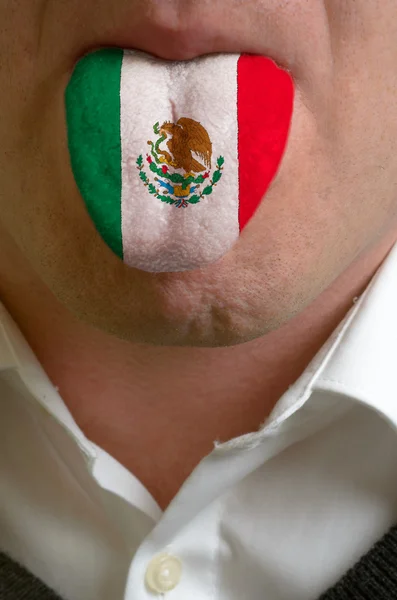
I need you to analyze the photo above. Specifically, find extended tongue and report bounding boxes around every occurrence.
[65,48,293,273]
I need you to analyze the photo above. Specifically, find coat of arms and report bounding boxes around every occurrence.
[136,117,225,208]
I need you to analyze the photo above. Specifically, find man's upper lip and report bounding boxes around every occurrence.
[101,25,243,63]
[89,10,290,72]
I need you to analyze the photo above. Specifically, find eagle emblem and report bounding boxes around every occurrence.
[136,117,225,208]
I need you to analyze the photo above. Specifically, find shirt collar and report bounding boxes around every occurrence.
[262,240,397,436]
[314,240,397,426]
[1,241,397,454]
[0,298,96,467]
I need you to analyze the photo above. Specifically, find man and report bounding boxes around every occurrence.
[1,0,397,598]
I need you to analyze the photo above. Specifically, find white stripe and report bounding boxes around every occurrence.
[120,50,240,273]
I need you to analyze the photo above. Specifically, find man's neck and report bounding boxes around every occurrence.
[1,225,396,509]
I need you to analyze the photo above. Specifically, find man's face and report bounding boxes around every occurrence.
[1,0,397,347]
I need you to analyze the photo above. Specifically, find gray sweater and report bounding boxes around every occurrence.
[2,526,397,599]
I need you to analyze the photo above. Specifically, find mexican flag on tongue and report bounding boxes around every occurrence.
[65,48,293,273]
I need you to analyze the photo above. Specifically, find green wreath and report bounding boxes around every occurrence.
[136,154,225,208]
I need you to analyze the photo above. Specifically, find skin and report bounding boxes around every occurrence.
[1,0,397,508]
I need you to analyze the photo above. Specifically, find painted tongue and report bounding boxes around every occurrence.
[66,49,293,273]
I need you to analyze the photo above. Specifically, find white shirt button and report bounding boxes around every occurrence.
[145,553,183,594]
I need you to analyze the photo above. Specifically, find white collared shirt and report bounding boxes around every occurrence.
[2,243,397,600]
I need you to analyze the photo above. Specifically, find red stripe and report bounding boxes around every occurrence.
[237,54,294,232]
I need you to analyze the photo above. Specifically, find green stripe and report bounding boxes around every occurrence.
[65,48,124,260]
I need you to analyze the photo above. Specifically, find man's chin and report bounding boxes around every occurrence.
[35,230,309,350]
